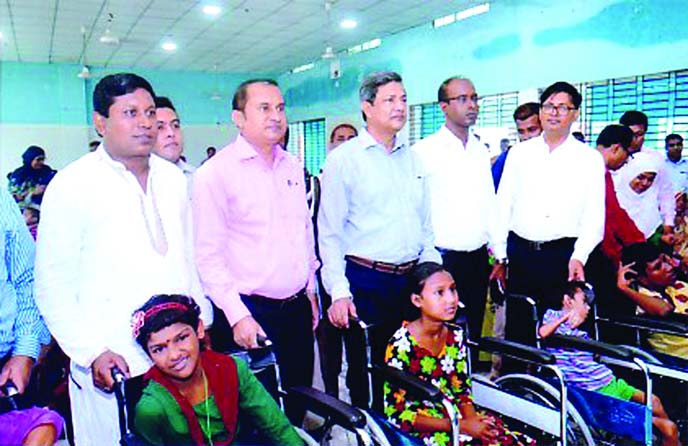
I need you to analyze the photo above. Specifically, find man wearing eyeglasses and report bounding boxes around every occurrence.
[411,77,500,355]
[493,81,605,351]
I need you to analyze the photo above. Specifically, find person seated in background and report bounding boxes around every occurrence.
[384,262,536,446]
[133,294,304,445]
[0,188,63,446]
[7,146,57,211]
[539,281,679,446]
[618,242,688,358]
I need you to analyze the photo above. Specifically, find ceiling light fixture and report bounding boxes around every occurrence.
[292,62,315,74]
[203,4,222,16]
[456,2,490,21]
[162,41,177,51]
[0,31,4,40]
[340,19,357,29]
[321,46,335,59]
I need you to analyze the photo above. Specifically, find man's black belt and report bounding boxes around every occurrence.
[241,288,306,305]
[510,232,576,252]
[345,255,418,275]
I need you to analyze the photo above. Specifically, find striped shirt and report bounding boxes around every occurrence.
[542,309,613,391]
[0,188,50,360]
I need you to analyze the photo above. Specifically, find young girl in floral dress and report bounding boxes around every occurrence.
[384,262,536,446]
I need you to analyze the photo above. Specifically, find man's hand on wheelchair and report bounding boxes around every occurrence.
[0,355,34,395]
[233,316,267,350]
[91,350,129,392]
[327,297,358,329]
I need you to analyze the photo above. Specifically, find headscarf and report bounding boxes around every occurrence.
[8,145,56,207]
[614,151,662,238]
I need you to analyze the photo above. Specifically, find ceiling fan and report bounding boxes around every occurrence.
[77,26,92,79]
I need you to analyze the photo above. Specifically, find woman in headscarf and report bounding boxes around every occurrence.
[614,151,665,244]
[8,146,56,210]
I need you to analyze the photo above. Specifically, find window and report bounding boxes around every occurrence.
[583,69,688,150]
[286,118,327,174]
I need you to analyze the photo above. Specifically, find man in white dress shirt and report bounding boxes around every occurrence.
[35,73,212,445]
[153,96,196,192]
[494,81,605,348]
[412,77,502,350]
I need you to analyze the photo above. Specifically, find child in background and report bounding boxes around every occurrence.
[132,294,303,445]
[539,281,679,446]
[384,262,536,446]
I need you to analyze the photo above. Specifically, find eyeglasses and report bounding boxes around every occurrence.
[542,103,577,114]
[444,95,479,104]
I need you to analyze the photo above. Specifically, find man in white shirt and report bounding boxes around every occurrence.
[494,81,605,348]
[153,96,196,192]
[664,133,687,195]
[35,73,212,445]
[412,77,502,350]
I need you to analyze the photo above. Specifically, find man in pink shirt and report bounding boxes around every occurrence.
[192,79,319,424]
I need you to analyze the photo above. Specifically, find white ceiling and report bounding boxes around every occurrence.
[0,0,473,73]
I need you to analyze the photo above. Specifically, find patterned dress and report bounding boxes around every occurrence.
[384,322,536,446]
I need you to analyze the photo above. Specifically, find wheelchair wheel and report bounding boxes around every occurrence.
[495,374,596,446]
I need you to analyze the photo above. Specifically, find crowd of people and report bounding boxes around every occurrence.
[1,69,687,446]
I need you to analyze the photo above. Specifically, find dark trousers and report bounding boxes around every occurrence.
[210,292,314,425]
[345,261,411,410]
[505,232,576,348]
[441,245,490,363]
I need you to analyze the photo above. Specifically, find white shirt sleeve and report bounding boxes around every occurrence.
[571,154,606,264]
[34,173,109,368]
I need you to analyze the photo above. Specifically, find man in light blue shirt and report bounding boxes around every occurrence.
[0,187,50,394]
[318,71,440,407]
[664,133,687,195]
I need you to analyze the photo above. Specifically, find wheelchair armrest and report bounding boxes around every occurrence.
[478,337,555,365]
[506,293,537,307]
[609,314,688,335]
[544,335,634,361]
[288,386,366,429]
[372,364,443,402]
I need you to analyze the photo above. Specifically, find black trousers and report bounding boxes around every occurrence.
[505,232,576,347]
[440,245,490,363]
[345,261,412,410]
[210,292,314,425]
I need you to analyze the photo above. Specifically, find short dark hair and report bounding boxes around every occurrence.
[540,81,582,109]
[596,124,634,150]
[330,123,358,142]
[155,96,176,112]
[93,73,156,117]
[409,262,448,295]
[621,242,664,278]
[619,111,648,131]
[132,294,201,354]
[232,78,279,112]
[437,76,465,103]
[513,102,540,122]
[666,133,684,145]
[206,146,216,154]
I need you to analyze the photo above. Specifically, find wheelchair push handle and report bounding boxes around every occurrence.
[478,336,557,365]
[111,366,127,385]
[256,334,272,348]
[2,380,19,398]
[545,334,635,361]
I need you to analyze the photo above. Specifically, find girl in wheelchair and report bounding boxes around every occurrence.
[383,262,536,446]
[130,294,304,445]
[539,280,680,446]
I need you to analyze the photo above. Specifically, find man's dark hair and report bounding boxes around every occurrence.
[619,111,648,131]
[621,242,665,279]
[666,133,684,145]
[232,78,279,112]
[437,76,465,103]
[329,123,358,143]
[539,81,582,109]
[513,102,540,122]
[206,146,216,154]
[93,73,155,117]
[133,294,201,354]
[155,96,176,112]
[596,124,634,150]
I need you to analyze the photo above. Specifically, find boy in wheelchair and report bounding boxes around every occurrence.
[130,294,304,445]
[383,262,536,446]
[618,242,688,358]
[539,280,679,446]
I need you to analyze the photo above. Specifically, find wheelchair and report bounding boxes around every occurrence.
[349,318,579,446]
[502,290,680,446]
[111,339,374,446]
